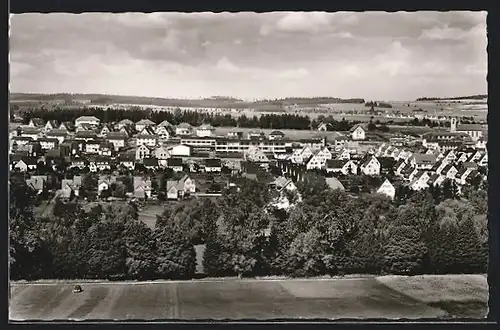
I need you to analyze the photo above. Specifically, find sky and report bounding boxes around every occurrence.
[9,11,487,101]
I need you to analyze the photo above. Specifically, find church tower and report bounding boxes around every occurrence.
[450,117,457,133]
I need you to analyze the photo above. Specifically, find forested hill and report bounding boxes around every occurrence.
[416,95,487,101]
[9,93,365,108]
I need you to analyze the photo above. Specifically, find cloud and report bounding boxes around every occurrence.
[420,22,486,40]
[276,68,309,79]
[215,57,241,73]
[275,12,331,33]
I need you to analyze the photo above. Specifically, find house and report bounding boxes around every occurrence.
[143,157,160,170]
[45,129,68,144]
[99,141,114,156]
[450,118,485,142]
[431,160,449,175]
[119,126,134,137]
[442,150,457,163]
[115,119,134,130]
[337,148,351,160]
[19,126,42,140]
[37,137,59,150]
[269,131,285,140]
[227,129,244,139]
[70,156,87,169]
[75,116,100,127]
[325,177,345,191]
[410,153,436,170]
[135,119,156,132]
[98,175,117,196]
[117,153,135,170]
[155,125,171,140]
[478,153,488,167]
[136,134,157,148]
[106,132,127,151]
[204,158,222,173]
[306,147,333,170]
[13,158,37,172]
[28,118,45,128]
[317,122,331,132]
[428,174,446,187]
[168,144,191,157]
[60,176,82,198]
[134,176,152,199]
[455,167,475,185]
[350,124,366,141]
[157,119,174,129]
[457,152,470,163]
[244,146,269,163]
[469,150,483,163]
[290,146,314,164]
[270,176,297,193]
[138,126,156,136]
[394,159,407,176]
[196,124,215,137]
[377,178,396,200]
[98,124,113,137]
[360,156,381,176]
[166,175,196,200]
[93,156,112,172]
[442,164,459,180]
[247,130,265,139]
[135,145,151,161]
[75,130,98,141]
[58,121,75,132]
[326,159,358,175]
[44,120,58,131]
[167,157,184,172]
[409,171,430,191]
[85,139,102,154]
[26,175,48,194]
[475,137,487,150]
[75,123,95,133]
[176,123,193,136]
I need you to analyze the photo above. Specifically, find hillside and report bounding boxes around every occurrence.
[9,93,365,109]
[416,95,487,101]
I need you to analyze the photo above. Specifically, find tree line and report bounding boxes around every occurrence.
[10,172,487,280]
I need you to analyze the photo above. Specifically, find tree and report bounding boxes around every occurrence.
[123,220,158,280]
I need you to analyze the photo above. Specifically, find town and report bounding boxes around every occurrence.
[9,112,487,204]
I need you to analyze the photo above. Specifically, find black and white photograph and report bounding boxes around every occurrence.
[8,11,489,321]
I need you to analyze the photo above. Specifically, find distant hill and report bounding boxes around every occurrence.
[416,95,487,101]
[9,93,365,109]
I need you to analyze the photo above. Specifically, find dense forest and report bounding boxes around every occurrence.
[416,95,487,101]
[9,172,487,280]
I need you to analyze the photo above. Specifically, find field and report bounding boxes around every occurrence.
[9,275,488,321]
[137,204,166,230]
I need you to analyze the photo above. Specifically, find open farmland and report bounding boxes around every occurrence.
[9,275,488,321]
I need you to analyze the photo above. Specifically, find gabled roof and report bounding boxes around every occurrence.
[75,130,98,138]
[326,159,347,169]
[177,122,192,129]
[136,119,156,126]
[20,127,41,134]
[158,120,174,127]
[76,116,100,122]
[325,177,345,191]
[118,153,136,162]
[349,124,365,133]
[270,130,285,136]
[441,163,456,173]
[17,157,38,166]
[46,120,58,128]
[456,124,484,132]
[29,118,45,126]
[143,157,159,167]
[413,153,437,164]
[117,119,134,125]
[198,124,215,130]
[106,131,128,140]
[46,129,68,137]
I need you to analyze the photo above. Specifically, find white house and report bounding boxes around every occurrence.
[377,179,396,200]
[155,125,171,140]
[441,164,458,180]
[135,145,151,161]
[75,116,100,127]
[98,175,116,196]
[106,132,127,151]
[85,140,101,154]
[360,156,380,176]
[19,127,42,140]
[98,124,112,137]
[38,138,59,150]
[169,144,191,157]
[350,124,366,141]
[154,146,171,167]
[135,119,156,132]
[337,148,351,160]
[290,146,314,164]
[118,154,136,170]
[176,123,193,136]
[166,175,196,200]
[306,147,333,170]
[410,153,437,170]
[14,158,37,172]
[244,146,269,163]
[428,174,446,187]
[167,157,184,172]
[409,171,430,191]
[204,158,222,172]
[44,120,58,132]
[134,176,152,199]
[196,124,215,137]
[136,134,157,148]
[455,167,475,185]
[326,159,358,175]
[115,119,134,130]
[478,153,488,167]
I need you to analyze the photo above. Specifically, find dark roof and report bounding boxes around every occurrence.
[20,127,41,134]
[17,157,38,165]
[75,130,98,138]
[456,124,484,132]
[326,159,347,168]
[167,157,183,166]
[270,130,285,136]
[46,129,68,136]
[106,132,127,139]
[38,137,59,143]
[143,157,159,166]
[118,154,136,162]
[135,134,157,139]
[205,158,222,167]
[30,118,45,126]
[349,124,365,133]
[45,149,62,158]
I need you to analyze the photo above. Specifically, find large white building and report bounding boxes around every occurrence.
[75,116,100,127]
